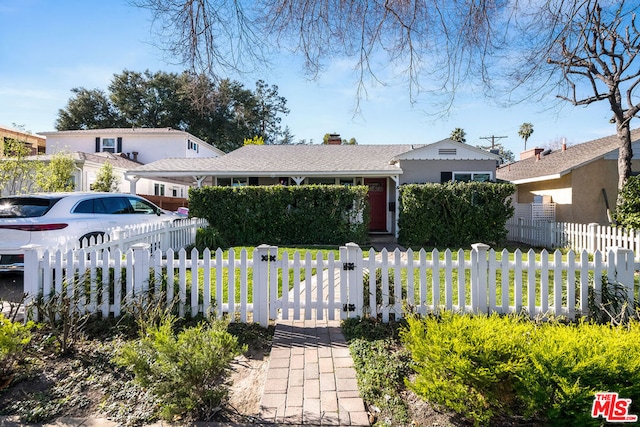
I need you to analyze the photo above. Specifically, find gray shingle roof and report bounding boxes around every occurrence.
[26,151,142,169]
[496,129,640,183]
[130,144,417,175]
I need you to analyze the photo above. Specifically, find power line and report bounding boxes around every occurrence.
[479,135,508,149]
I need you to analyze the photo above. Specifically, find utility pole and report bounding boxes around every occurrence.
[479,135,508,149]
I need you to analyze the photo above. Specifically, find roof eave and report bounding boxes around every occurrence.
[127,169,403,177]
[509,173,564,185]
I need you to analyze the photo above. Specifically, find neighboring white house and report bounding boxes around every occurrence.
[37,128,225,197]
[40,127,224,164]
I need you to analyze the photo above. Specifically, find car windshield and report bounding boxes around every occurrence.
[0,197,61,218]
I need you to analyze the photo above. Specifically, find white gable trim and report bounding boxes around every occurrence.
[394,138,500,161]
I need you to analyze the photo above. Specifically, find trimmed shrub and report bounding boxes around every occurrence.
[402,313,640,426]
[0,314,34,388]
[114,316,246,421]
[188,185,369,245]
[398,181,515,247]
[195,227,228,251]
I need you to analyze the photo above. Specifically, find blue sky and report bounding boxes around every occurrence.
[0,0,621,155]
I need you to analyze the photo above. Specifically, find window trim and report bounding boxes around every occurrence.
[101,138,116,153]
[452,171,493,182]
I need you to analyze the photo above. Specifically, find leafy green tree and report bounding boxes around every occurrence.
[56,71,290,153]
[613,175,640,229]
[109,70,187,128]
[518,123,534,151]
[280,126,295,145]
[36,152,76,192]
[449,128,466,143]
[0,138,41,195]
[55,88,120,130]
[92,163,121,192]
[253,80,289,144]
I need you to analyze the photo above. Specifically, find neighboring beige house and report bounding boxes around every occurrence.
[0,124,46,155]
[496,129,640,225]
[128,137,501,236]
[37,128,225,198]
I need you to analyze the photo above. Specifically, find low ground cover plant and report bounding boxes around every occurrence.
[0,313,34,389]
[402,312,640,426]
[114,314,247,421]
[0,295,271,425]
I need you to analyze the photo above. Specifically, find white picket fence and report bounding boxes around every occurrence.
[22,242,639,326]
[77,217,209,253]
[507,218,640,257]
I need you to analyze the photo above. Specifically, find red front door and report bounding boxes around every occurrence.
[365,178,387,231]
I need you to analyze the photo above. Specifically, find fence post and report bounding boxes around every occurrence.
[22,244,43,322]
[588,223,598,254]
[547,221,555,249]
[111,227,126,253]
[254,244,273,327]
[160,219,172,251]
[345,242,361,319]
[518,217,524,243]
[131,243,151,296]
[471,243,490,314]
[612,247,635,306]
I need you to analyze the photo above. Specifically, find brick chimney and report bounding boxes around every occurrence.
[327,133,342,145]
[520,147,545,160]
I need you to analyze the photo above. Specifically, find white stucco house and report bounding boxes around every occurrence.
[37,128,225,197]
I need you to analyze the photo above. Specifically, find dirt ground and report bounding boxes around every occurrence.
[221,351,270,423]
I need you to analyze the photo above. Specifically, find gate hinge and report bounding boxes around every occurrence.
[342,262,355,271]
[342,303,356,312]
[261,255,276,262]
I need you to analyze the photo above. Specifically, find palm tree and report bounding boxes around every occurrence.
[518,123,534,150]
[450,128,466,143]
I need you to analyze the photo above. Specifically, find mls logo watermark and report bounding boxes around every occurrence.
[592,392,638,423]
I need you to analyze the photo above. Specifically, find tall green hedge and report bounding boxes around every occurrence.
[398,182,515,247]
[614,175,640,229]
[188,185,369,246]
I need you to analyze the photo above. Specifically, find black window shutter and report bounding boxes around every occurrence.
[117,137,122,152]
[441,172,453,183]
[95,137,100,152]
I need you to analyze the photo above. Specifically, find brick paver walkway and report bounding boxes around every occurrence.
[259,319,369,426]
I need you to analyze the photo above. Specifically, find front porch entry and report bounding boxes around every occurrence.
[365,178,387,231]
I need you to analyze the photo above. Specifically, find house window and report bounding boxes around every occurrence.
[172,188,178,197]
[102,138,116,153]
[187,140,199,153]
[440,172,453,183]
[307,177,336,185]
[154,183,165,196]
[453,172,492,182]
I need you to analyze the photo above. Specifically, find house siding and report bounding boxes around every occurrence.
[399,159,498,184]
[43,131,220,164]
[515,158,640,225]
[516,175,574,222]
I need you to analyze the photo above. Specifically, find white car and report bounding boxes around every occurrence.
[0,192,174,272]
